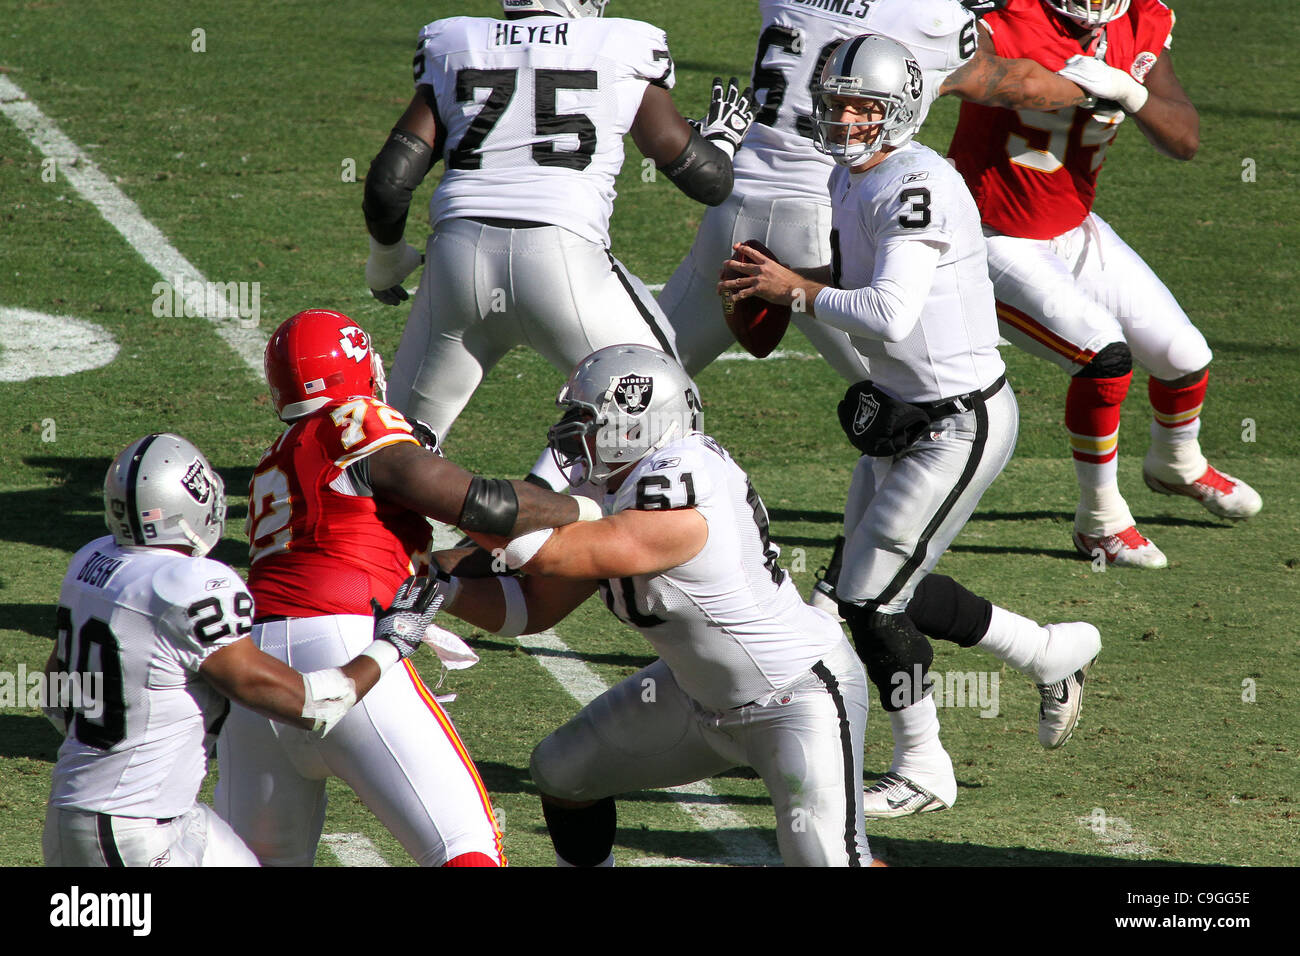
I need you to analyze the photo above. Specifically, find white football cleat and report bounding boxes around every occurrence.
[1037,657,1094,749]
[861,772,951,819]
[1143,464,1262,520]
[1036,621,1102,686]
[1073,526,1167,569]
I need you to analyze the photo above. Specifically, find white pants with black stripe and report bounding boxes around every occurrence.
[214,615,504,867]
[659,190,868,383]
[43,803,258,867]
[839,382,1019,613]
[386,217,679,439]
[529,640,871,867]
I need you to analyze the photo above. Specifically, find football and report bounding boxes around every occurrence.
[720,239,792,359]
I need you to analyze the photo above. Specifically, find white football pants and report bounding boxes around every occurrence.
[986,212,1212,380]
[214,615,503,867]
[530,639,872,867]
[386,218,679,440]
[43,802,258,867]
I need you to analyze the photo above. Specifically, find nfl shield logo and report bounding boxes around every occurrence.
[182,459,212,504]
[613,375,653,415]
[853,393,880,436]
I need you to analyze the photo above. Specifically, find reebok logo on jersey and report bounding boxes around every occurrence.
[902,171,929,184]
[205,577,228,591]
[654,457,680,469]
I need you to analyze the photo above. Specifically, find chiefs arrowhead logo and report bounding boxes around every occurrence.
[338,325,369,363]
[853,393,880,436]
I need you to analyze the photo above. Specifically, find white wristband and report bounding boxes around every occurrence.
[574,495,603,521]
[497,576,528,638]
[301,667,358,736]
[359,639,401,674]
[503,527,554,569]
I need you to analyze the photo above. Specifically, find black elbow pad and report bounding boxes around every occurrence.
[659,128,734,207]
[363,128,436,246]
[458,477,520,537]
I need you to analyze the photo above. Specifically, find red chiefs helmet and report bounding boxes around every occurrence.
[264,309,386,420]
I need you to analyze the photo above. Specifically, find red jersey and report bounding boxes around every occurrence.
[246,396,430,618]
[947,0,1175,239]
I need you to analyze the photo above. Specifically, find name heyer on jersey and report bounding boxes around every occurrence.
[788,0,875,18]
[50,886,151,936]
[0,664,103,719]
[493,21,570,46]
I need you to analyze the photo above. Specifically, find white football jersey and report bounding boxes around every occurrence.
[827,141,1004,401]
[416,15,675,247]
[734,0,977,204]
[48,538,251,818]
[588,434,845,711]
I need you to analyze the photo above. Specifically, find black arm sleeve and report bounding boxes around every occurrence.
[658,127,734,207]
[362,127,437,245]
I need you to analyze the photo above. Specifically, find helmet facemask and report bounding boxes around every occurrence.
[1043,0,1131,28]
[813,94,900,168]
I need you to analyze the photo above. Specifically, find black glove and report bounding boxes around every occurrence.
[837,381,930,457]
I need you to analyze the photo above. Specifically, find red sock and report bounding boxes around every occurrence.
[443,851,501,867]
[1149,370,1208,431]
[1066,373,1131,467]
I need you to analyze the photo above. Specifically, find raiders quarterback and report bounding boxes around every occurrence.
[949,0,1261,568]
[216,308,603,867]
[720,36,1099,818]
[656,0,1090,612]
[362,0,754,487]
[44,434,443,867]
[433,344,874,866]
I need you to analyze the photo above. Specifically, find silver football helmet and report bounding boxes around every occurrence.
[812,33,924,166]
[103,434,227,558]
[501,0,608,17]
[548,345,702,487]
[1043,0,1131,28]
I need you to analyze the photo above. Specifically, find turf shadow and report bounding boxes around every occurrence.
[0,714,62,762]
[0,603,56,640]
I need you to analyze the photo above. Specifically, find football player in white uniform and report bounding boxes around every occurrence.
[721,36,1100,817]
[658,0,1089,608]
[43,434,443,867]
[432,344,874,866]
[363,0,754,488]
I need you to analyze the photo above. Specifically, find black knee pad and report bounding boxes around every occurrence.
[540,797,616,867]
[843,606,934,712]
[1075,341,1132,379]
[906,574,992,648]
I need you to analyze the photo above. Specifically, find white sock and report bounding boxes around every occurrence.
[1075,479,1135,537]
[976,605,1050,681]
[528,447,570,492]
[1145,421,1208,484]
[888,696,956,805]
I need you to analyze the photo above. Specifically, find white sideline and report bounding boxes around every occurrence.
[0,75,267,378]
[431,526,777,866]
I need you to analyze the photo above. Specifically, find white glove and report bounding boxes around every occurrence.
[1058,54,1149,114]
[371,574,451,660]
[689,77,755,160]
[366,237,424,305]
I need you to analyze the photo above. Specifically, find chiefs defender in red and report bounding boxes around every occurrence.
[215,308,598,867]
[949,0,1261,568]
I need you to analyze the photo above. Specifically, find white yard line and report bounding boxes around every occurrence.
[320,832,392,867]
[1077,810,1156,858]
[0,75,266,377]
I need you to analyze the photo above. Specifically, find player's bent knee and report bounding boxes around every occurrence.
[1075,341,1132,379]
[1156,326,1212,381]
[529,734,591,803]
[843,607,934,710]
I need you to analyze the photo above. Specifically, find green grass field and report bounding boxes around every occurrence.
[1,0,1295,868]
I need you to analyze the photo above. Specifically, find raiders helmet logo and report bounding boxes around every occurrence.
[613,375,654,415]
[338,325,370,363]
[904,59,923,100]
[853,393,880,436]
[182,459,213,504]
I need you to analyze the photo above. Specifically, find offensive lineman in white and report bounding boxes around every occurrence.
[43,434,444,866]
[721,36,1099,817]
[362,0,754,488]
[432,345,874,866]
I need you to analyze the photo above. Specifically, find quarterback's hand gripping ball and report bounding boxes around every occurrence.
[719,239,792,359]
